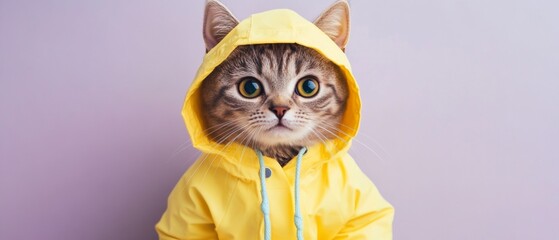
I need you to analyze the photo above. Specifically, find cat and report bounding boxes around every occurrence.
[156,1,394,239]
[200,0,350,166]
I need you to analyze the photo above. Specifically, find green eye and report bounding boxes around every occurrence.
[238,77,263,98]
[296,77,319,98]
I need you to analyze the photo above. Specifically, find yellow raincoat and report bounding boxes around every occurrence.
[156,9,394,240]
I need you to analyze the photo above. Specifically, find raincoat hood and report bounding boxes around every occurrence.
[182,9,361,163]
[157,8,393,240]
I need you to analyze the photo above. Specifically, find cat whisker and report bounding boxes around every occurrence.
[220,125,262,220]
[308,126,337,156]
[204,118,248,137]
[164,119,248,167]
[307,126,328,146]
[207,120,250,146]
[198,122,255,183]
[184,121,253,184]
[317,122,388,163]
[165,139,193,162]
[328,121,394,160]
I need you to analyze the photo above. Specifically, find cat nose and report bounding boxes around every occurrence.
[269,106,290,119]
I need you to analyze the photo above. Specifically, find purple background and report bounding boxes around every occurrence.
[1,0,558,239]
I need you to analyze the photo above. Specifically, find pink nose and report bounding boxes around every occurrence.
[269,106,290,119]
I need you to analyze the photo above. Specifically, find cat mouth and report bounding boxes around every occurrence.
[267,123,293,131]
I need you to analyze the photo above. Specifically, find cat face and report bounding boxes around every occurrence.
[199,0,351,154]
[200,44,348,148]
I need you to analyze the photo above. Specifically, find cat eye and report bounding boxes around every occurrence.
[238,77,263,98]
[296,77,319,98]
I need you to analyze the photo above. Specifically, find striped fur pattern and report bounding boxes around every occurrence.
[200,44,348,166]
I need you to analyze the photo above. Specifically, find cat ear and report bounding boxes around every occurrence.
[313,0,350,51]
[203,0,239,52]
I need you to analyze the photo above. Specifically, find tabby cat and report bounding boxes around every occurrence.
[200,0,350,166]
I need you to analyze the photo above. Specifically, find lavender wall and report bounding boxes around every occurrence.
[1,0,557,239]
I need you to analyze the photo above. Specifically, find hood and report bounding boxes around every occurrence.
[181,9,361,164]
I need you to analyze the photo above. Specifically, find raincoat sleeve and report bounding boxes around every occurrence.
[155,160,218,240]
[334,158,395,239]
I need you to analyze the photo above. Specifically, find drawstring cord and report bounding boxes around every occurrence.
[256,150,272,240]
[294,147,307,240]
[256,147,307,240]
